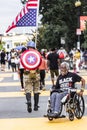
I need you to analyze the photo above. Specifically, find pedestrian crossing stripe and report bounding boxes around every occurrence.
[0,82,20,87]
[0,73,12,77]
[0,117,87,130]
[0,81,87,87]
[0,90,87,97]
[0,78,3,81]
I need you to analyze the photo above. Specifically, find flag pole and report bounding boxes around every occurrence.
[35,0,40,48]
[35,29,37,47]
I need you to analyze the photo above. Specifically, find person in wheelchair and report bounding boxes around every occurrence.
[48,62,85,118]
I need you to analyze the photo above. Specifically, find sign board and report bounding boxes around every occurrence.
[80,16,87,31]
[76,29,81,35]
[61,37,65,44]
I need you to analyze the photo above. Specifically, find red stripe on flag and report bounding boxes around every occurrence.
[6,0,39,33]
[12,22,15,26]
[27,4,37,6]
[20,12,22,18]
[29,0,38,1]
[16,15,19,23]
[6,24,16,33]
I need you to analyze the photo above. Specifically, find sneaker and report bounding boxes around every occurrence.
[21,88,24,92]
[42,87,46,91]
[48,112,60,118]
[42,85,46,91]
[76,71,79,73]
[61,115,66,118]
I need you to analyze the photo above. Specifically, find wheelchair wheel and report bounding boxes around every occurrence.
[47,104,63,121]
[48,116,53,121]
[73,94,85,119]
[47,109,53,121]
[47,109,52,113]
[68,110,74,121]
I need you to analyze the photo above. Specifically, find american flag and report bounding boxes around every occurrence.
[6,0,39,33]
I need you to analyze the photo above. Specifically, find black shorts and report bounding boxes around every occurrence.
[1,60,5,65]
[11,63,16,68]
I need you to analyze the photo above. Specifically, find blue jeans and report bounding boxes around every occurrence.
[50,91,68,113]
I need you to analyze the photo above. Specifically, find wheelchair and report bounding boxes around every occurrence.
[46,88,85,121]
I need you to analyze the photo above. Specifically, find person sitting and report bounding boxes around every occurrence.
[48,62,85,118]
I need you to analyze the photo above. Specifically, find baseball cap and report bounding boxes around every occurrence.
[27,41,36,48]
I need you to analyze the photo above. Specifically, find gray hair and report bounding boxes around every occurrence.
[60,62,70,70]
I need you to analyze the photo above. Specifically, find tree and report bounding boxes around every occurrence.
[0,41,5,50]
[82,22,87,48]
[38,0,87,50]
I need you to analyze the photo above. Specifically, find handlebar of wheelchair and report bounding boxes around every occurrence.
[60,87,77,93]
[50,87,77,93]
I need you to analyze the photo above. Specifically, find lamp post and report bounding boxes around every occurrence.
[75,0,81,49]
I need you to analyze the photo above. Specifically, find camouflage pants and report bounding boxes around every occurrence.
[24,74,40,94]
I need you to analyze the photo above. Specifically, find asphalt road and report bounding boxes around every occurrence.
[0,67,87,130]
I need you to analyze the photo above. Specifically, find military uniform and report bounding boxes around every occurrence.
[23,41,41,113]
[24,70,40,93]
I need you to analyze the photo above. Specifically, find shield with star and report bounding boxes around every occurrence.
[20,49,42,70]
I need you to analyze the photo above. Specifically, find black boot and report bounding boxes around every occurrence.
[34,93,39,111]
[26,93,32,113]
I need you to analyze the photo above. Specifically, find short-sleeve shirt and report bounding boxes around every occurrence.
[55,72,81,89]
[47,52,59,70]
[83,50,87,61]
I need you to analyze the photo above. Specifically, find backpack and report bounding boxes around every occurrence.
[59,52,64,59]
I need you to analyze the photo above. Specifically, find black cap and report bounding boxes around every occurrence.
[22,47,26,52]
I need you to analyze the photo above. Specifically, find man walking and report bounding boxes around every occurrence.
[47,48,60,87]
[23,41,40,113]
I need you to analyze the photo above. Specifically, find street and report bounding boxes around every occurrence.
[0,67,87,130]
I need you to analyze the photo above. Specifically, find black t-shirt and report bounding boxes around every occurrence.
[47,52,59,69]
[1,52,5,60]
[55,72,82,89]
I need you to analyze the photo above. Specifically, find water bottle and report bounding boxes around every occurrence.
[61,94,68,103]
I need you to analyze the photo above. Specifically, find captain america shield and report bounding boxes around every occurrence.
[20,49,42,70]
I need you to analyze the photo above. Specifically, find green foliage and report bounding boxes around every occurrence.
[0,41,5,50]
[83,22,87,48]
[37,0,87,50]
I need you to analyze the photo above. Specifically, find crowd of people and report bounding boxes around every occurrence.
[0,46,87,74]
[0,43,86,114]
